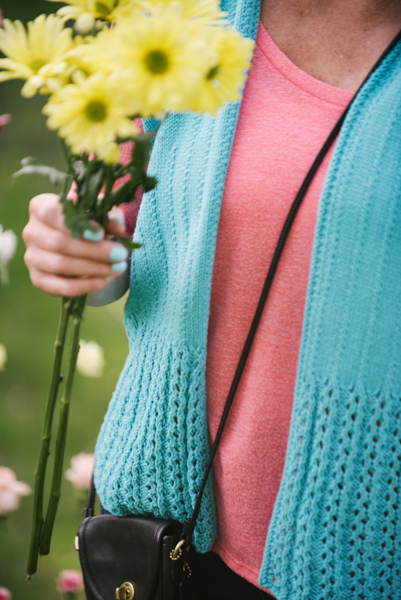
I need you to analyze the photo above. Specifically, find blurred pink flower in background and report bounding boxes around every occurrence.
[57,570,84,594]
[0,115,10,135]
[65,453,94,490]
[0,467,31,515]
[0,587,12,600]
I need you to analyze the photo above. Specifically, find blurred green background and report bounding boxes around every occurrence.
[0,1,130,598]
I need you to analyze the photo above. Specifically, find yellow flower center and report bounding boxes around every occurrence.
[206,65,220,80]
[85,100,107,122]
[30,58,47,73]
[95,1,112,16]
[144,50,169,74]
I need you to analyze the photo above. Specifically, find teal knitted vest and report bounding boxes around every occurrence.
[94,1,401,597]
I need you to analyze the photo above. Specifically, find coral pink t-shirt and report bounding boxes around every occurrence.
[206,22,353,589]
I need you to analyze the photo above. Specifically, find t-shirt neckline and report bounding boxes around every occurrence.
[257,21,354,107]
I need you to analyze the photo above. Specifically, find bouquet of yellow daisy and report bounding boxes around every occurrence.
[0,0,254,580]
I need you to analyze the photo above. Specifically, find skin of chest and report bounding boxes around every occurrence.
[260,0,401,92]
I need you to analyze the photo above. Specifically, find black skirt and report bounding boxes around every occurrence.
[189,549,275,600]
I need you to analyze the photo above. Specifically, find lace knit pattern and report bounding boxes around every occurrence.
[94,335,217,550]
[259,39,401,600]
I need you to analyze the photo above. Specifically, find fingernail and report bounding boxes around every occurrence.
[111,261,128,272]
[108,214,125,226]
[83,229,102,242]
[109,246,128,262]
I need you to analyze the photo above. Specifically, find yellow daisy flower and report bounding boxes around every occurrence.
[47,0,141,23]
[64,32,116,80]
[0,14,74,97]
[42,72,137,162]
[144,0,227,26]
[105,4,216,115]
[192,26,254,115]
[111,0,144,21]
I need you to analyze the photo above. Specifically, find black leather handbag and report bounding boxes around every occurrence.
[78,513,190,600]
[76,31,401,600]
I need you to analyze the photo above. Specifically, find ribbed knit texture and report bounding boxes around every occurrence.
[94,0,401,594]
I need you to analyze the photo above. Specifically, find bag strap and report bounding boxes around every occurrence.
[84,473,97,518]
[179,27,401,546]
[85,28,401,541]
[179,116,346,545]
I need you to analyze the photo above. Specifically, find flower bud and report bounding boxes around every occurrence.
[74,13,95,34]
[0,588,12,600]
[77,340,105,378]
[57,570,84,594]
[0,467,31,515]
[65,453,94,490]
[0,114,10,135]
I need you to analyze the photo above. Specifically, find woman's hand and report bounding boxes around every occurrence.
[23,193,129,297]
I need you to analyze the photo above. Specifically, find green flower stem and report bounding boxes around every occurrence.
[26,297,72,580]
[25,129,155,579]
[101,165,113,228]
[82,157,94,210]
[0,515,7,532]
[64,593,76,600]
[58,138,73,196]
[40,294,87,556]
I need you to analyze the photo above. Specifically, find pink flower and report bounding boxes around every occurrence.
[57,570,84,594]
[65,453,94,490]
[0,467,31,515]
[0,588,12,600]
[0,115,10,136]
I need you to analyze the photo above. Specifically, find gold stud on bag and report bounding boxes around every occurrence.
[116,582,135,600]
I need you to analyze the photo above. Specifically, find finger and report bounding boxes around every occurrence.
[29,193,68,232]
[24,217,129,265]
[25,246,128,278]
[106,207,126,236]
[29,194,106,242]
[82,220,105,242]
[29,267,110,298]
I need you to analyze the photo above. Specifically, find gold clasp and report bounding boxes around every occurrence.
[170,539,185,561]
[115,581,135,600]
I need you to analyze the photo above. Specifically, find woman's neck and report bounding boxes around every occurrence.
[260,0,401,91]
